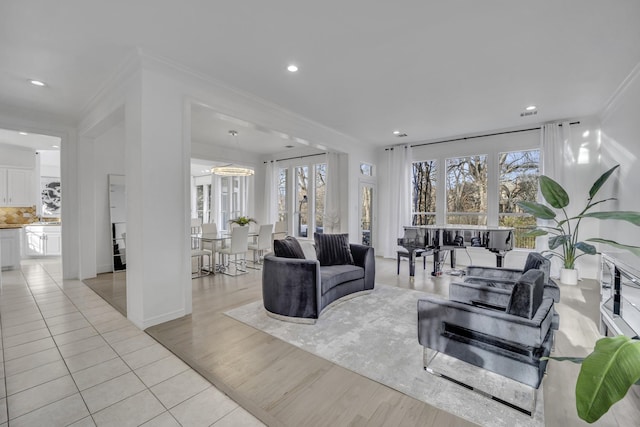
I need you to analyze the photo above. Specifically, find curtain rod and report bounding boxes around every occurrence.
[263,152,327,164]
[385,121,580,151]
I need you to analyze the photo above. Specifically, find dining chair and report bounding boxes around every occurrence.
[218,225,249,276]
[273,220,287,243]
[248,224,273,269]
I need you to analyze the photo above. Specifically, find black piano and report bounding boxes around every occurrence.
[397,225,514,276]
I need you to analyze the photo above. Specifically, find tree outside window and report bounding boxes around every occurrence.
[296,166,309,237]
[412,160,437,225]
[498,149,540,249]
[446,155,488,225]
[278,168,288,222]
[315,164,326,233]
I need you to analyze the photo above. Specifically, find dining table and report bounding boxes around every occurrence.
[193,230,258,273]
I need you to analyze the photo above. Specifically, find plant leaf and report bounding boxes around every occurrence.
[586,238,640,257]
[522,229,548,237]
[576,336,640,423]
[517,201,556,220]
[575,242,597,255]
[549,235,569,250]
[584,211,640,226]
[589,165,619,199]
[540,175,570,209]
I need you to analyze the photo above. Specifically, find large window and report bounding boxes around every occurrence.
[278,168,288,222]
[498,149,540,249]
[195,183,212,223]
[446,155,488,225]
[411,160,437,225]
[315,164,326,233]
[295,166,309,237]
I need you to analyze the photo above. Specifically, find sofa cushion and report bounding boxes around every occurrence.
[314,233,354,266]
[273,236,305,259]
[320,265,364,294]
[506,269,545,319]
[523,252,551,285]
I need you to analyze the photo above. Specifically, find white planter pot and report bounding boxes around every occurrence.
[560,268,578,285]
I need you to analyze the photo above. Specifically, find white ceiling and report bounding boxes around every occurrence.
[0,128,60,151]
[1,1,639,152]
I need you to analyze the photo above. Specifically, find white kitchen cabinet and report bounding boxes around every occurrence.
[0,168,33,207]
[23,225,61,256]
[1,228,22,270]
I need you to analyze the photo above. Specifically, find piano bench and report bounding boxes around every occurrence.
[397,248,427,275]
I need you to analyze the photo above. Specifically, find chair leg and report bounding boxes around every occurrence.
[397,254,401,275]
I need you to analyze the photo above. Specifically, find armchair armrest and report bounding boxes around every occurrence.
[350,244,375,290]
[262,255,321,319]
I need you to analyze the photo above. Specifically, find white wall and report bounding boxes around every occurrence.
[0,144,35,168]
[600,65,640,253]
[38,150,60,177]
[94,123,126,273]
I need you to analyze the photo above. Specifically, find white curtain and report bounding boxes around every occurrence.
[381,145,412,258]
[324,152,341,233]
[540,121,572,277]
[262,161,278,225]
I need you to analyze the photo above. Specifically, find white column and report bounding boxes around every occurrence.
[77,136,97,279]
[125,70,192,329]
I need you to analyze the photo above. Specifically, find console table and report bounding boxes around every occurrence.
[600,252,640,338]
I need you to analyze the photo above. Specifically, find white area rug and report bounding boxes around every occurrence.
[225,284,544,427]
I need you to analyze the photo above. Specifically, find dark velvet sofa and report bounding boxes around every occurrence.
[262,243,375,323]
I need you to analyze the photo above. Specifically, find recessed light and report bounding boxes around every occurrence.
[525,105,537,111]
[29,79,46,87]
[18,131,28,135]
[393,130,401,135]
[52,145,60,149]
[287,64,298,73]
[393,130,408,137]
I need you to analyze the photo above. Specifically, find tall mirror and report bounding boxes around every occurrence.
[109,174,126,271]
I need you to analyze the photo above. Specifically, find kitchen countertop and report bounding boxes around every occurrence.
[0,223,61,229]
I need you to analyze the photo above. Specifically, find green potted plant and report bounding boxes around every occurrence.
[229,216,256,227]
[517,164,640,284]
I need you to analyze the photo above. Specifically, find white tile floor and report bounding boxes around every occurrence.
[0,259,265,427]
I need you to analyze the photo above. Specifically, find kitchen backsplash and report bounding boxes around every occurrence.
[0,206,37,224]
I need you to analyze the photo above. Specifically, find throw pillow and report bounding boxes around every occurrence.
[273,236,305,259]
[314,233,354,266]
[298,240,318,261]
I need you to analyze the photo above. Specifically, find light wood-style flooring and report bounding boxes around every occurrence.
[84,257,640,426]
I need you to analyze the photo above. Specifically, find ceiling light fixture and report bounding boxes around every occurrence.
[211,165,255,177]
[393,130,401,135]
[18,131,28,135]
[287,64,298,72]
[393,130,408,137]
[29,79,46,87]
[52,145,60,148]
[525,105,537,111]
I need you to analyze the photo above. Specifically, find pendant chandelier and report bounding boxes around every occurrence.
[211,165,255,176]
[210,130,255,176]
